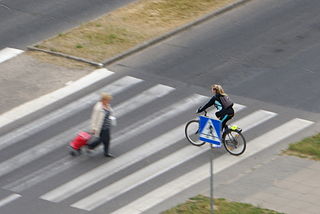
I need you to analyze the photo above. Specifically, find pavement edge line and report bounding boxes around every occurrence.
[27,46,103,67]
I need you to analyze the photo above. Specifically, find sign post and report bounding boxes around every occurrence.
[198,116,222,214]
[210,143,214,214]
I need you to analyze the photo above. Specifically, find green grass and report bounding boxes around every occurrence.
[162,195,284,214]
[284,133,320,160]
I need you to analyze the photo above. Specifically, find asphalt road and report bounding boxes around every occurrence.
[1,0,320,213]
[0,0,136,49]
[110,0,320,113]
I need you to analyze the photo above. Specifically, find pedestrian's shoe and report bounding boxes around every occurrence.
[104,153,115,158]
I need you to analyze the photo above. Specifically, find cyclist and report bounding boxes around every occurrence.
[197,84,234,130]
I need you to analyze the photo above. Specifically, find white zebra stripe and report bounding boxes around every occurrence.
[0,84,175,178]
[71,109,275,210]
[231,109,277,131]
[3,156,75,192]
[4,94,208,192]
[111,118,313,214]
[0,68,113,129]
[0,194,21,208]
[0,47,23,63]
[40,124,188,203]
[0,76,142,152]
[40,94,208,202]
[113,84,175,117]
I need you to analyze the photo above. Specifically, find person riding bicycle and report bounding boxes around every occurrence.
[197,84,234,130]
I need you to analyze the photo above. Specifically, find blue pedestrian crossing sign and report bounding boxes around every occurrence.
[199,116,222,147]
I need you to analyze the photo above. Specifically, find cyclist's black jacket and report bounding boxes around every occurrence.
[199,94,234,113]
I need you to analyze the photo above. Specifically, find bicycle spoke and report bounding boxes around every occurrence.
[185,120,205,146]
[223,130,246,155]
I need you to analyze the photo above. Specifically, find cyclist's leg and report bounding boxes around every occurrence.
[221,114,233,130]
[216,108,234,130]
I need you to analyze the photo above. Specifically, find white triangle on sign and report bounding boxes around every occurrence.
[200,119,220,142]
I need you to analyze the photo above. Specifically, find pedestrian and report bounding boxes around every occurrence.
[88,92,114,157]
[197,84,234,130]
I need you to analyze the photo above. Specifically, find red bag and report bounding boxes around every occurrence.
[70,131,92,151]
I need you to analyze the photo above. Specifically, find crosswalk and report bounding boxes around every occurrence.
[0,48,315,213]
[0,48,23,64]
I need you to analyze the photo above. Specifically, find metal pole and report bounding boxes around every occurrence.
[210,143,214,214]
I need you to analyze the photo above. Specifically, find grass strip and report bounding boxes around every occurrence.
[162,195,283,214]
[284,133,320,160]
[34,0,236,62]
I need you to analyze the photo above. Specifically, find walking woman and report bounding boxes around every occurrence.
[89,93,114,157]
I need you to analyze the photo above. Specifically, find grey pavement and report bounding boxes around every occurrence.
[210,155,320,214]
[0,53,91,114]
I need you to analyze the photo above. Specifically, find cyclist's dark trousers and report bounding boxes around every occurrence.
[215,107,234,129]
[89,129,110,154]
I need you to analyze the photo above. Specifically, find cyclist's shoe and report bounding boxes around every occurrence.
[229,125,242,132]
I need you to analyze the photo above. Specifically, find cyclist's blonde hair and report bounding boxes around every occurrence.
[212,84,227,96]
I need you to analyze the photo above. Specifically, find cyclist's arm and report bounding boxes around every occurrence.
[198,96,216,112]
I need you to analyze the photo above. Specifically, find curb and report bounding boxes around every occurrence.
[102,0,252,66]
[28,0,251,67]
[27,46,104,67]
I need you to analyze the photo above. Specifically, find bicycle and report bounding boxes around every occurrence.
[185,110,246,156]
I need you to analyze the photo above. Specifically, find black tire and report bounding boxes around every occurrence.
[222,129,246,156]
[185,120,205,146]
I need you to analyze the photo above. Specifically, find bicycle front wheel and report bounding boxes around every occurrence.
[185,120,205,146]
[222,130,246,156]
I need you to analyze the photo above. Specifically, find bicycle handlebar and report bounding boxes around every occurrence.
[196,108,208,117]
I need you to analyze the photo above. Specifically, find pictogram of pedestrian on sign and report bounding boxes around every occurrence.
[199,116,222,147]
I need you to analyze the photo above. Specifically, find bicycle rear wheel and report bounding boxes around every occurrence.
[222,129,246,156]
[185,120,205,146]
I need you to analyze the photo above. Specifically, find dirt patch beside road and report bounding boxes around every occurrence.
[33,0,237,63]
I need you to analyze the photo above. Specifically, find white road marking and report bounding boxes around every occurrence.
[111,94,207,145]
[111,118,313,214]
[40,124,187,202]
[4,94,205,192]
[0,68,113,129]
[113,84,175,117]
[0,84,174,178]
[0,76,142,152]
[0,194,21,208]
[231,109,277,131]
[0,47,23,63]
[71,108,274,210]
[233,103,246,113]
[72,145,207,211]
[3,156,75,192]
[40,94,208,202]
